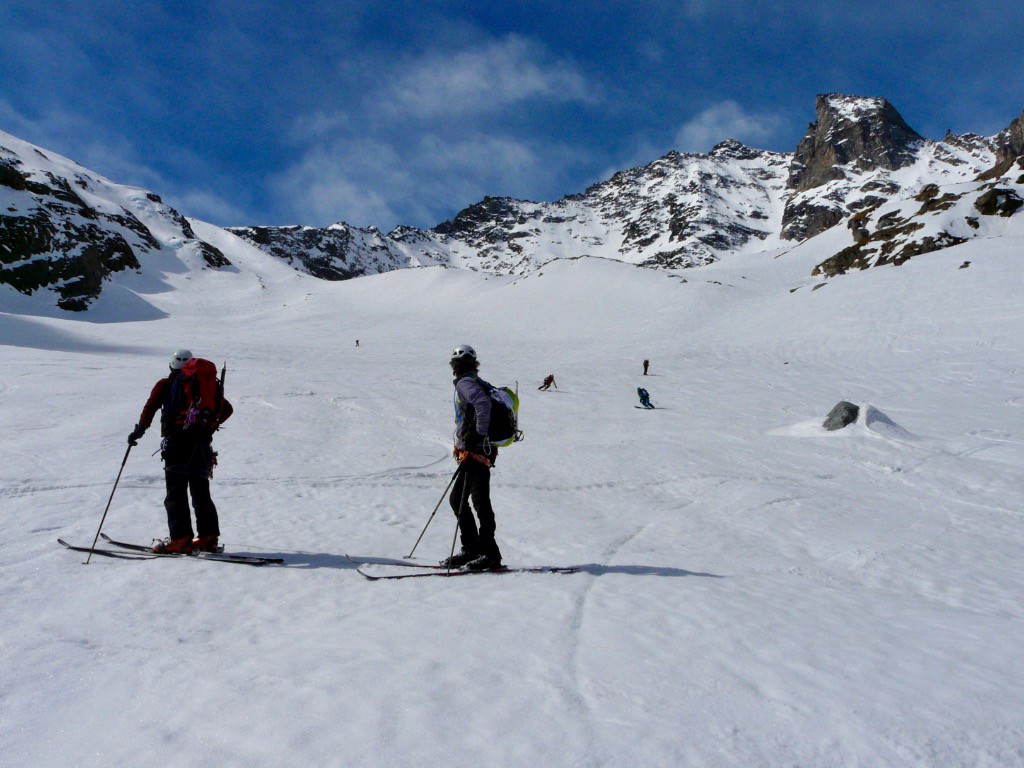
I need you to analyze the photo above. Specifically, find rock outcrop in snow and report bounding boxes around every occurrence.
[0,130,230,311]
[811,179,1024,277]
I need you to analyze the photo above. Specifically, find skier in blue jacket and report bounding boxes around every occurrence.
[637,387,654,409]
[443,344,503,571]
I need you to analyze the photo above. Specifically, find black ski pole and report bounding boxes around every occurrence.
[84,443,133,565]
[406,463,463,559]
[446,468,472,575]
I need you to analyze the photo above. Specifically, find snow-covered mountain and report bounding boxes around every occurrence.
[230,95,1019,282]
[224,139,792,279]
[0,130,231,312]
[3,94,1023,313]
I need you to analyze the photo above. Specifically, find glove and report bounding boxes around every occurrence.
[127,424,145,446]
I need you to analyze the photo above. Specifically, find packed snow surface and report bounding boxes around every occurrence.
[3,221,1024,767]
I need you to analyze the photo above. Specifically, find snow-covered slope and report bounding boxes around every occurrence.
[3,216,1024,765]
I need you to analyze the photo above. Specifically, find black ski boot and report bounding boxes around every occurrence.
[465,553,503,571]
[440,550,476,569]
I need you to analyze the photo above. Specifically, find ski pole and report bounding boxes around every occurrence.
[84,443,133,565]
[446,469,472,575]
[406,463,463,559]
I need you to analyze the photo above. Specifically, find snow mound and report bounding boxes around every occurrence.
[863,404,916,440]
[770,403,916,441]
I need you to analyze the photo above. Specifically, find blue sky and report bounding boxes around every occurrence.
[2,0,1022,230]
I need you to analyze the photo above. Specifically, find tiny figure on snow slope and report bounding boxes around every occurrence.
[127,349,234,554]
[444,344,503,571]
[538,374,557,391]
[643,359,650,375]
[637,387,654,409]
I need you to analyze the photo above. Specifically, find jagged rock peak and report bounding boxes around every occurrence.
[819,94,902,125]
[788,93,925,192]
[995,108,1024,162]
[431,195,528,237]
[709,138,767,160]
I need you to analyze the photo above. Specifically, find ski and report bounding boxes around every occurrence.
[59,538,157,561]
[344,555,446,569]
[356,565,581,581]
[101,533,283,566]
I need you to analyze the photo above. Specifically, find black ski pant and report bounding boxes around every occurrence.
[162,436,219,541]
[449,459,501,560]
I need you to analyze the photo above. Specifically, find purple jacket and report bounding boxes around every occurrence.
[453,373,493,452]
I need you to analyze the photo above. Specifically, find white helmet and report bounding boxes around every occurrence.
[170,349,193,370]
[450,344,477,364]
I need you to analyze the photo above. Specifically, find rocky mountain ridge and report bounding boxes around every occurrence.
[0,130,230,311]
[3,94,1023,312]
[231,94,1019,280]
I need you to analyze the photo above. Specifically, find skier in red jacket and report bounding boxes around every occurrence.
[127,350,233,554]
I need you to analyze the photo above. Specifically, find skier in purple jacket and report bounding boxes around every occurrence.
[442,344,503,571]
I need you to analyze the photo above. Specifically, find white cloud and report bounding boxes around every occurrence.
[673,100,782,153]
[382,34,600,119]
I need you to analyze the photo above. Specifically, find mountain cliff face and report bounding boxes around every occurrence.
[0,130,229,311]
[2,95,1023,313]
[780,95,997,241]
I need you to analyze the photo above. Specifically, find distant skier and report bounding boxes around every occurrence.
[637,387,654,409]
[444,344,503,571]
[355,339,360,347]
[643,359,650,375]
[127,349,233,553]
[538,374,557,391]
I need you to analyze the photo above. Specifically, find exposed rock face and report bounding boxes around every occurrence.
[227,223,431,279]
[811,180,1022,277]
[0,133,229,311]
[995,108,1024,162]
[781,95,996,242]
[974,187,1024,216]
[823,401,859,431]
[789,95,924,192]
[0,157,146,311]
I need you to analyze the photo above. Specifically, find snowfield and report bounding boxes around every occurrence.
[3,219,1024,767]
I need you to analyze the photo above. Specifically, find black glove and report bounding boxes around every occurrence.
[127,424,146,446]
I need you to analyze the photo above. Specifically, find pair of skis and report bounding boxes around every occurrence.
[58,537,578,578]
[59,534,283,566]
[346,556,580,580]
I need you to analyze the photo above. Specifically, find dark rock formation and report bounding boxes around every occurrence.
[1,139,230,311]
[788,95,924,193]
[995,109,1024,163]
[782,95,928,241]
[974,187,1023,217]
[823,401,859,431]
